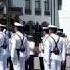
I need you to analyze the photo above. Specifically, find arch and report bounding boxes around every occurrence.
[27,20,35,26]
[24,21,35,35]
[41,21,49,27]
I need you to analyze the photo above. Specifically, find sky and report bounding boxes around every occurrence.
[59,0,70,35]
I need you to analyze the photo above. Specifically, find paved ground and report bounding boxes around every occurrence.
[0,56,70,70]
[34,57,40,70]
[34,56,70,70]
[66,55,70,70]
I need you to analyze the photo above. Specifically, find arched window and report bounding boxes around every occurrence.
[58,0,62,10]
[25,0,31,14]
[41,21,49,27]
[35,0,41,15]
[44,0,50,15]
[24,21,35,35]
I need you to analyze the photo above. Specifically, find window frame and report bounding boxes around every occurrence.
[25,0,31,15]
[35,0,41,15]
[58,0,62,10]
[44,0,50,15]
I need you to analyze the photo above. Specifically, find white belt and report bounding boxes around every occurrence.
[51,53,62,61]
[19,51,26,57]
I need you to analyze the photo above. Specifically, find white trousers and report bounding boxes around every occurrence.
[43,59,50,70]
[11,57,25,70]
[3,55,7,70]
[19,57,25,70]
[0,53,3,70]
[13,62,20,70]
[3,49,8,70]
[0,49,8,70]
[51,60,61,70]
[0,61,3,70]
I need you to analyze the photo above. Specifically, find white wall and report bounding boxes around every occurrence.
[21,15,51,24]
[12,0,59,25]
[51,0,59,27]
[12,0,51,24]
[59,0,70,35]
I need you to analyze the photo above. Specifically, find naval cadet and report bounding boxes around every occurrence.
[48,25,66,70]
[0,24,6,70]
[41,26,50,70]
[25,35,35,70]
[2,25,10,70]
[57,28,67,70]
[10,22,28,70]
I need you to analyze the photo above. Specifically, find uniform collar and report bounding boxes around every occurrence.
[16,31,22,35]
[50,33,60,41]
[15,31,23,39]
[41,34,49,40]
[45,34,49,38]
[50,33,56,36]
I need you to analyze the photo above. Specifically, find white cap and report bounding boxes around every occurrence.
[27,35,33,38]
[14,22,23,27]
[42,27,48,30]
[57,31,63,33]
[48,25,57,28]
[0,24,6,27]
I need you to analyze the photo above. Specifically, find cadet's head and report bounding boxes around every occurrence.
[14,22,24,33]
[48,25,57,34]
[58,28,63,33]
[57,28,63,37]
[42,27,49,36]
[0,24,6,31]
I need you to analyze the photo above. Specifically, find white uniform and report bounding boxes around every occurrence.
[26,39,35,70]
[3,30,10,70]
[66,35,70,54]
[10,31,28,70]
[49,34,66,70]
[65,36,70,68]
[42,34,50,70]
[39,42,44,57]
[27,40,35,56]
[0,31,5,70]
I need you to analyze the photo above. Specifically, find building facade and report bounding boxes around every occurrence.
[0,0,23,26]
[12,0,62,26]
[0,0,62,27]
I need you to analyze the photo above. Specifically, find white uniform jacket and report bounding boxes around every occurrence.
[66,36,70,54]
[49,34,66,62]
[0,32,5,47]
[42,34,50,65]
[0,32,5,55]
[27,40,35,56]
[10,31,28,59]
